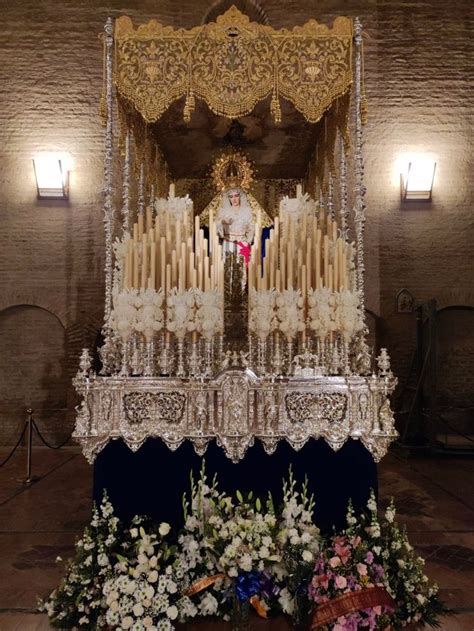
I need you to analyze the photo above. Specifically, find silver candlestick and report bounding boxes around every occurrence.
[188,339,200,378]
[176,338,186,377]
[272,333,283,375]
[160,337,171,376]
[120,338,130,377]
[143,338,155,377]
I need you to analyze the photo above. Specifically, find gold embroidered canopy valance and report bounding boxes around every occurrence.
[114,7,353,125]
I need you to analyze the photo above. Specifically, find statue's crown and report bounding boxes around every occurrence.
[211,151,254,192]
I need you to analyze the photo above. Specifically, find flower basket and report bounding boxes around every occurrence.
[310,585,395,628]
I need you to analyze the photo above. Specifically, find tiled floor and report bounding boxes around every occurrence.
[0,446,473,630]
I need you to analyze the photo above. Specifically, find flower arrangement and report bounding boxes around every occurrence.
[308,532,393,629]
[39,492,119,629]
[103,523,179,630]
[41,475,448,631]
[343,493,449,630]
[194,289,224,340]
[334,290,364,342]
[109,288,164,342]
[276,289,306,340]
[249,288,277,341]
[166,288,196,339]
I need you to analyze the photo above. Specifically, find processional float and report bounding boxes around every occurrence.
[73,7,398,464]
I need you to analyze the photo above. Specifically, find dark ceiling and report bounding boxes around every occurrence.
[151,95,322,181]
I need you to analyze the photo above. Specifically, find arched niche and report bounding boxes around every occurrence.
[436,306,474,428]
[0,304,68,445]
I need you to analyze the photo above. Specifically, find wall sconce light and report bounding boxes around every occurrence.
[400,159,436,201]
[33,156,69,199]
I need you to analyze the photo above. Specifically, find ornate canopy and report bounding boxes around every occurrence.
[113,6,353,125]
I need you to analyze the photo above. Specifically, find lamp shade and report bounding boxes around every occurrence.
[33,157,69,199]
[401,160,436,201]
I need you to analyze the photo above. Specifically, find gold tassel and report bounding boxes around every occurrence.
[270,92,281,124]
[184,92,195,123]
[99,92,107,127]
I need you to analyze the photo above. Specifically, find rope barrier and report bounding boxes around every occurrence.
[32,419,72,450]
[0,409,73,485]
[0,422,28,468]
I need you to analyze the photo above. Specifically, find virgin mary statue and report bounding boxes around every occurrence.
[200,151,272,257]
[217,187,254,254]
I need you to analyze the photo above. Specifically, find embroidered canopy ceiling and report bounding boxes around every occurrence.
[113,6,353,125]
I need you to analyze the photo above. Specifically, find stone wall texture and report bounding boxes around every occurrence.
[0,0,473,443]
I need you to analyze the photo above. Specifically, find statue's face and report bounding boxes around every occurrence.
[228,190,241,207]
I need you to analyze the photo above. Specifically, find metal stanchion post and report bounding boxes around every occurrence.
[17,409,40,486]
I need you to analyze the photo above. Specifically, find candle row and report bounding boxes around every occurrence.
[248,206,355,294]
[121,197,224,295]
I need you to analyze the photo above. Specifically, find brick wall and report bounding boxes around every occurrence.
[0,0,472,442]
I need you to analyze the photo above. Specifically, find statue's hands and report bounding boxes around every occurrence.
[222,217,233,225]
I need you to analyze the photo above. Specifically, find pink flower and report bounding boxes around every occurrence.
[357,563,367,576]
[335,575,347,589]
[334,541,352,565]
[352,535,361,547]
[365,551,374,564]
[329,556,342,568]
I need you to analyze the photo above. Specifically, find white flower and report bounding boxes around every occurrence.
[167,580,177,594]
[239,553,253,572]
[159,522,171,537]
[278,587,294,615]
[98,553,109,567]
[259,546,270,559]
[367,498,377,512]
[166,605,178,620]
[199,593,218,616]
[122,616,134,629]
[385,508,396,523]
[130,528,139,538]
[148,570,158,583]
[302,550,313,563]
[133,602,144,617]
[397,559,406,568]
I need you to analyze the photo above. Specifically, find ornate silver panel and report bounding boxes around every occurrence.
[73,368,398,464]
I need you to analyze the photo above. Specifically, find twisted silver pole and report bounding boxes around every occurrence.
[353,18,366,301]
[103,17,115,327]
[121,129,131,233]
[339,135,349,240]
